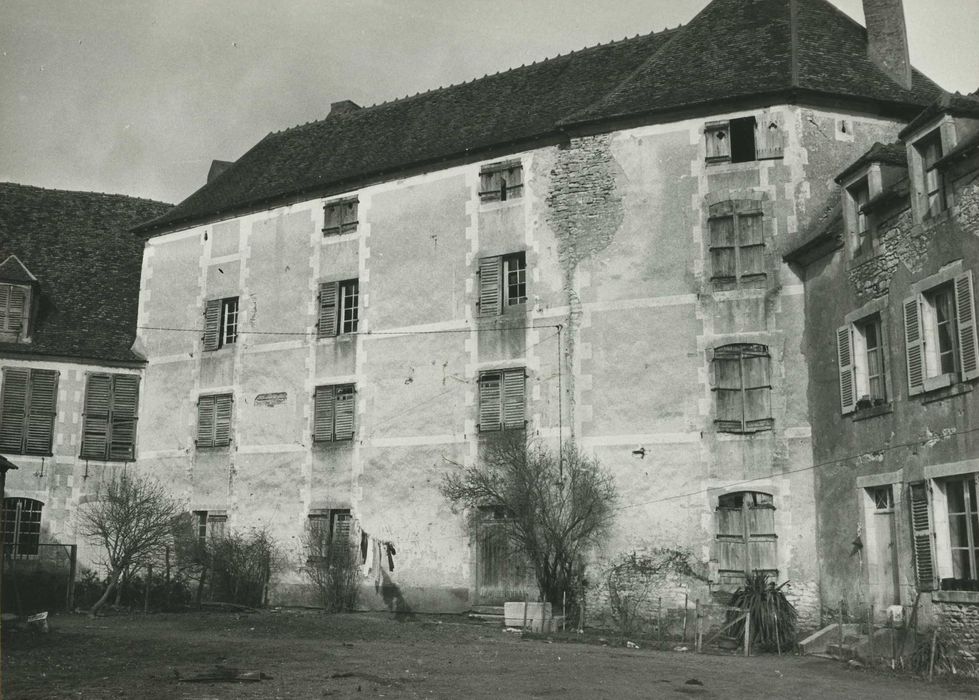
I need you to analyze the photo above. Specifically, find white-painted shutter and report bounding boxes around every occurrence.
[318,282,338,338]
[203,299,221,351]
[837,325,856,414]
[954,270,979,381]
[478,372,502,431]
[109,375,139,461]
[0,368,28,452]
[25,370,57,455]
[756,112,785,160]
[502,370,526,429]
[313,386,334,442]
[334,386,355,440]
[478,256,501,317]
[908,482,937,591]
[904,296,925,396]
[213,395,233,446]
[196,395,216,447]
[81,374,112,459]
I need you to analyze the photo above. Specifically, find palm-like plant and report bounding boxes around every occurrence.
[727,572,798,651]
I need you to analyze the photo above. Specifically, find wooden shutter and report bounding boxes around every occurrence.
[746,501,778,574]
[715,503,746,583]
[756,112,785,160]
[0,285,8,330]
[478,256,502,317]
[837,325,856,413]
[908,482,937,591]
[904,296,925,395]
[0,368,29,453]
[313,386,334,442]
[713,352,743,431]
[705,122,731,161]
[340,199,358,233]
[109,375,139,461]
[203,299,221,351]
[502,370,525,429]
[709,216,736,280]
[479,171,502,202]
[318,282,338,338]
[478,372,502,431]
[334,386,355,440]
[323,202,341,234]
[506,164,524,199]
[25,370,57,455]
[213,395,233,446]
[955,271,979,381]
[81,374,112,459]
[196,395,216,447]
[737,213,766,278]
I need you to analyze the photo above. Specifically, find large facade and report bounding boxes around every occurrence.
[131,0,943,621]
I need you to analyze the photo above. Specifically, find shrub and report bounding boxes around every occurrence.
[727,572,798,651]
[208,529,279,608]
[301,529,360,612]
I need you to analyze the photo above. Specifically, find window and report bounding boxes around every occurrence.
[478,253,528,317]
[478,368,525,432]
[313,384,355,442]
[846,178,873,256]
[715,491,777,587]
[0,283,29,338]
[2,497,43,556]
[203,297,239,351]
[870,485,894,513]
[192,510,227,546]
[80,374,140,461]
[307,509,352,558]
[479,160,523,202]
[705,114,784,164]
[837,315,887,413]
[0,368,58,456]
[946,477,978,582]
[317,280,359,338]
[707,200,766,290]
[915,130,946,219]
[909,475,979,592]
[712,344,772,433]
[904,271,979,395]
[323,197,359,235]
[196,393,233,448]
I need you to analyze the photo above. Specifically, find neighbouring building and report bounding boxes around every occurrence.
[786,89,979,651]
[131,0,944,623]
[0,183,171,579]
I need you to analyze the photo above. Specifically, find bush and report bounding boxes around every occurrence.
[302,535,360,612]
[208,529,279,608]
[727,572,798,652]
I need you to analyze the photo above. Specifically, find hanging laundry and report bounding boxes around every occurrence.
[360,531,369,564]
[385,542,396,572]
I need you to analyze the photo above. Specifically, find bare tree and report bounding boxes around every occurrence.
[440,436,616,623]
[78,469,181,616]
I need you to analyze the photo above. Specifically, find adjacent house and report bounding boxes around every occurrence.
[131,0,943,621]
[785,90,979,650]
[0,183,171,573]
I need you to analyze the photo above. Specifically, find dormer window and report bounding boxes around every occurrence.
[846,177,872,257]
[915,130,946,219]
[0,284,29,338]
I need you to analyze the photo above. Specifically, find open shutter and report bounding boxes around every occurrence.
[904,296,925,396]
[109,375,139,461]
[502,370,526,429]
[313,387,334,442]
[0,368,28,452]
[196,395,215,447]
[954,270,979,381]
[334,386,355,440]
[908,482,937,591]
[318,282,338,338]
[756,112,785,160]
[0,285,8,330]
[213,395,233,446]
[25,370,57,455]
[202,299,221,351]
[837,325,856,413]
[746,501,778,575]
[80,374,111,459]
[505,163,524,199]
[478,372,502,431]
[478,256,502,317]
[705,122,731,161]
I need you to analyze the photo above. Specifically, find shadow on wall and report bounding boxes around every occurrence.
[378,569,415,621]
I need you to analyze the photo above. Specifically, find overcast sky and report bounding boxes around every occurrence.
[1,0,976,206]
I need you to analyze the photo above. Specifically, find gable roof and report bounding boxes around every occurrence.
[136,0,943,236]
[0,255,38,284]
[898,90,979,139]
[834,141,908,183]
[0,183,172,364]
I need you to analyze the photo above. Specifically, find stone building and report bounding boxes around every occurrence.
[0,183,171,567]
[130,0,943,621]
[785,90,979,650]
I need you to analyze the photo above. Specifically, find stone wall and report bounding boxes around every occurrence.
[936,596,979,655]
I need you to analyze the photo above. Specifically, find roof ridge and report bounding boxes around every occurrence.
[0,181,171,207]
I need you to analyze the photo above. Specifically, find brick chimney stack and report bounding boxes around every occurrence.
[862,0,912,90]
[329,100,361,117]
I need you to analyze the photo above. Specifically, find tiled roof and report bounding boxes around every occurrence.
[835,141,908,183]
[899,90,979,139]
[0,183,172,364]
[0,255,38,284]
[136,0,943,236]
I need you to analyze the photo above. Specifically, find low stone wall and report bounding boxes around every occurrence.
[934,591,979,655]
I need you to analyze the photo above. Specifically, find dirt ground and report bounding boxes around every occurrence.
[2,610,976,699]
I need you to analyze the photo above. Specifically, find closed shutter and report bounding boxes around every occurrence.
[715,503,746,584]
[318,282,338,338]
[709,216,736,280]
[196,395,216,447]
[0,285,8,330]
[478,372,502,431]
[478,256,502,317]
[737,213,766,278]
[502,370,525,429]
[0,368,28,452]
[756,112,785,160]
[955,271,979,381]
[313,386,334,442]
[908,482,937,591]
[109,375,139,461]
[213,395,233,446]
[80,374,112,459]
[904,296,925,395]
[837,325,856,413]
[746,502,778,574]
[202,299,221,351]
[334,386,355,440]
[25,370,57,455]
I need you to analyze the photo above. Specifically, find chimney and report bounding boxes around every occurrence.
[207,160,234,184]
[329,100,361,117]
[862,0,912,90]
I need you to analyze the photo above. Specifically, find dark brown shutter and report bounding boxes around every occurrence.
[955,271,979,381]
[196,395,216,447]
[904,296,925,395]
[213,395,233,446]
[203,299,221,351]
[0,368,28,452]
[334,386,355,440]
[908,482,937,591]
[109,375,139,461]
[80,374,112,459]
[313,386,334,442]
[318,282,338,338]
[25,370,57,455]
[502,370,525,429]
[478,372,502,431]
[478,256,502,317]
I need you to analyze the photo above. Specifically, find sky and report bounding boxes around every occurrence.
[1,0,977,206]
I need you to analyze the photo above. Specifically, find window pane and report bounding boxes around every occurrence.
[951,549,971,579]
[949,514,969,547]
[947,480,967,513]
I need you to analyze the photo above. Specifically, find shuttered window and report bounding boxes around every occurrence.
[712,344,772,434]
[478,369,525,432]
[0,284,28,334]
[317,280,359,338]
[705,113,784,164]
[0,368,58,456]
[313,384,355,442]
[196,393,233,448]
[908,482,937,591]
[2,497,43,556]
[479,253,527,317]
[945,476,979,582]
[838,315,888,414]
[323,197,359,235]
[203,297,238,351]
[479,160,523,202]
[80,373,140,461]
[715,491,777,587]
[708,200,766,290]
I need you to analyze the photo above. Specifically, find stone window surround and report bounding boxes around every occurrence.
[905,115,957,224]
[842,297,894,414]
[840,164,883,261]
[923,458,979,587]
[705,480,783,586]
